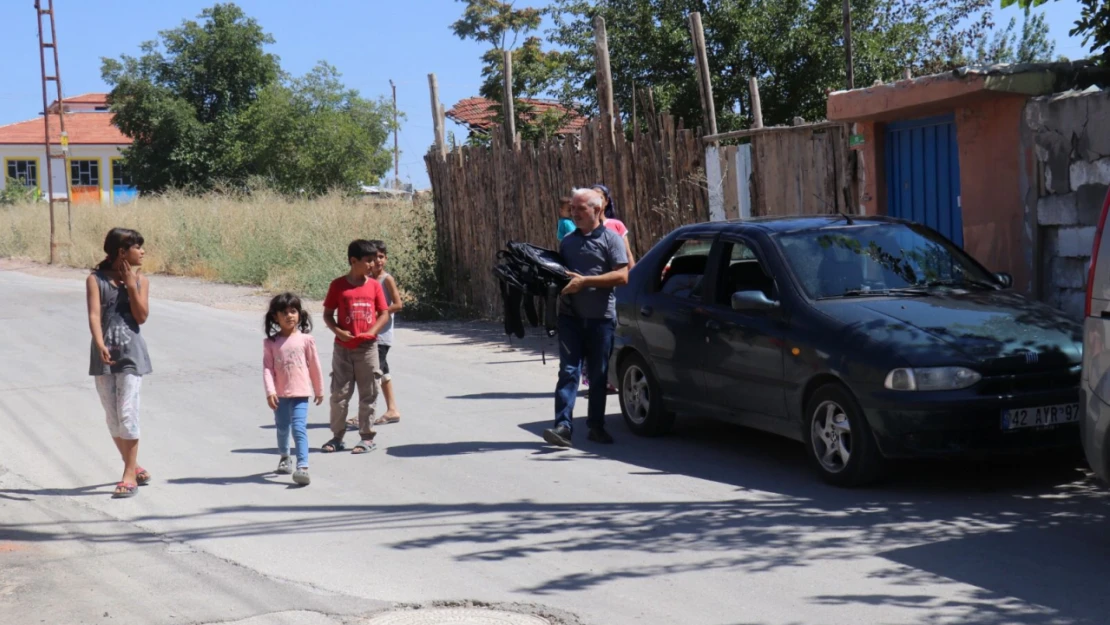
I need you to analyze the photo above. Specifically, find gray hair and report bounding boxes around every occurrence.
[571,187,604,210]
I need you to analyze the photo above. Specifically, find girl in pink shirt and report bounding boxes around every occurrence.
[263,292,324,486]
[586,184,632,393]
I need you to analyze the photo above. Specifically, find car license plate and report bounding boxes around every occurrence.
[1001,403,1079,430]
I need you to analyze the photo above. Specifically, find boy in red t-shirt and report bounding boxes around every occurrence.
[321,240,391,454]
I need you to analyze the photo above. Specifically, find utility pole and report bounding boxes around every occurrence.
[389,79,399,189]
[35,0,71,264]
[843,0,854,90]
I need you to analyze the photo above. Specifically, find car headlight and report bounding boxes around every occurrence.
[884,367,981,391]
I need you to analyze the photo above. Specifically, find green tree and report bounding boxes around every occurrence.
[452,0,569,144]
[102,2,395,194]
[972,6,1056,64]
[247,63,398,195]
[1000,0,1109,65]
[102,3,279,191]
[547,0,998,130]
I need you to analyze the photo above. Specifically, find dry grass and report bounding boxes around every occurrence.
[0,190,443,317]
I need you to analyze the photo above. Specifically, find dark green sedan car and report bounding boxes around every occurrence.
[609,216,1083,486]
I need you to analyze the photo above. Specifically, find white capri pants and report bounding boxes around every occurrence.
[95,373,143,440]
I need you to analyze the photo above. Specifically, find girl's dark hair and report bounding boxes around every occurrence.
[96,228,145,272]
[265,292,313,339]
[592,184,616,219]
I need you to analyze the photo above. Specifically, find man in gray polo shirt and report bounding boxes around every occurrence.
[542,187,629,447]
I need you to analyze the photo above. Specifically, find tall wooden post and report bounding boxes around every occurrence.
[843,0,854,90]
[593,16,614,122]
[688,12,717,137]
[632,80,638,138]
[428,73,446,161]
[749,77,763,129]
[502,49,516,147]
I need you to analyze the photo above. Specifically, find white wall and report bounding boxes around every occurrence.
[705,144,753,221]
[0,144,129,204]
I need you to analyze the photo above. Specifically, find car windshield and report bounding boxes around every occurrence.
[775,223,997,299]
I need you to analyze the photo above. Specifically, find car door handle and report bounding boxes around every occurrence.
[1101,311,1110,319]
[640,306,653,317]
[706,319,721,331]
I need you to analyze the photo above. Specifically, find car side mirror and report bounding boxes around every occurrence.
[994,272,1013,289]
[732,290,779,312]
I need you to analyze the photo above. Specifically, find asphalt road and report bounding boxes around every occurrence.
[1,267,1108,625]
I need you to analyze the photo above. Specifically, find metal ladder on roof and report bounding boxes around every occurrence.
[35,0,70,264]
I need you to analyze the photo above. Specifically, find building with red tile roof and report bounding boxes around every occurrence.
[446,97,587,137]
[0,92,136,204]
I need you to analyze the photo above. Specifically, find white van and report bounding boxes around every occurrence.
[1081,186,1110,482]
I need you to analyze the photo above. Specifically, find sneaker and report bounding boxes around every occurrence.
[587,427,614,444]
[542,425,573,448]
[292,468,311,486]
[276,456,293,474]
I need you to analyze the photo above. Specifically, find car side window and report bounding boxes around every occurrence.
[713,239,775,306]
[658,239,712,300]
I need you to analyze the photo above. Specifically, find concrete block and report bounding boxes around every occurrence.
[1082,93,1110,159]
[1072,157,1110,188]
[1043,226,1060,258]
[1050,257,1088,290]
[1024,99,1050,133]
[1037,132,1072,194]
[1059,289,1086,320]
[1078,184,1109,225]
[1046,92,1091,143]
[1055,225,1097,258]
[1038,193,1078,225]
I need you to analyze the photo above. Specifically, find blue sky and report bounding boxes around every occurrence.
[0,1,1088,190]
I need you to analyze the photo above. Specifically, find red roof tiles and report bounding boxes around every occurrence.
[0,112,130,145]
[60,93,109,105]
[446,97,587,135]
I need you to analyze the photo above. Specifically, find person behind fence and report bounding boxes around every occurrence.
[580,183,634,393]
[593,183,636,270]
[262,292,323,486]
[556,195,575,242]
[321,239,391,455]
[85,227,153,499]
[542,188,629,448]
[370,240,403,425]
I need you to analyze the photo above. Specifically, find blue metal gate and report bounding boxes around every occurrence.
[885,114,963,247]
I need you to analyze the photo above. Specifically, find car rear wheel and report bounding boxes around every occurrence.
[803,383,883,487]
[619,353,675,436]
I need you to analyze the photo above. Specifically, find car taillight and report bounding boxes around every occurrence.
[1086,186,1110,318]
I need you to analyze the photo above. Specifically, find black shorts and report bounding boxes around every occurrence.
[378,343,391,376]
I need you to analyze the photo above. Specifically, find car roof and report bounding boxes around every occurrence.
[671,214,908,237]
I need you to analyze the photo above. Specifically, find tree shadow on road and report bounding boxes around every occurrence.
[0,482,118,499]
[4,411,1108,625]
[166,472,285,487]
[446,391,573,400]
[407,319,559,363]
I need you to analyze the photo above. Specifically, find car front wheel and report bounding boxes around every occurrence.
[803,383,883,487]
[619,353,675,436]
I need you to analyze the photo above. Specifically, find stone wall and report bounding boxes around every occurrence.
[1024,89,1110,318]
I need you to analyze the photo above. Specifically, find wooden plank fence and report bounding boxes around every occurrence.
[707,124,854,220]
[749,124,853,217]
[425,114,709,319]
